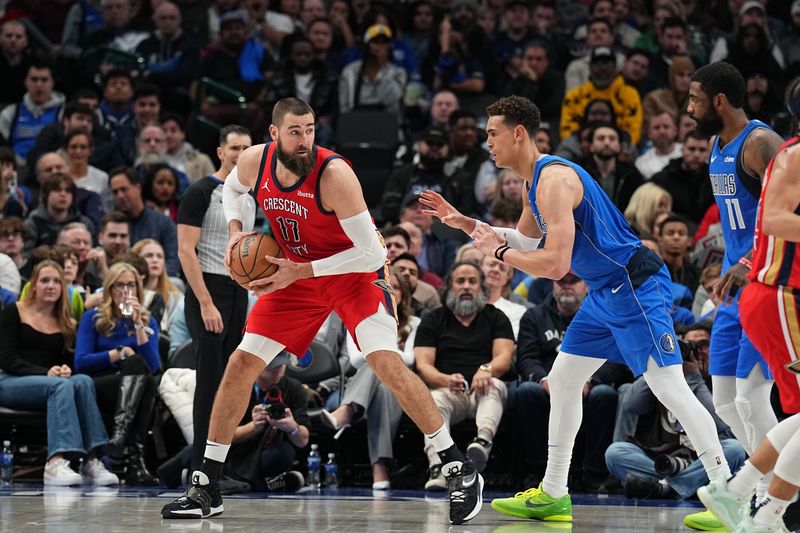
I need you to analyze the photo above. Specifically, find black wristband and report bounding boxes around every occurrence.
[494,245,511,261]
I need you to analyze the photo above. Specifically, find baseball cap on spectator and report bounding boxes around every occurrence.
[590,47,615,63]
[558,270,581,284]
[792,0,800,15]
[738,0,765,16]
[453,0,480,12]
[219,9,247,27]
[268,351,292,369]
[419,126,448,145]
[364,24,392,43]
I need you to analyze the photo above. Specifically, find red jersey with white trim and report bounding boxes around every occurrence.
[255,143,354,262]
[750,136,800,289]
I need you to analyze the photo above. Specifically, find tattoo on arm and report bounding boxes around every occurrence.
[751,131,784,180]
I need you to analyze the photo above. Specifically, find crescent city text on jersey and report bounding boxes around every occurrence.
[262,197,310,219]
[709,172,737,196]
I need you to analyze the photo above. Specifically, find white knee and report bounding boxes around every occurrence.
[766,414,800,453]
[774,429,800,487]
[357,307,401,358]
[237,333,285,365]
[547,352,604,392]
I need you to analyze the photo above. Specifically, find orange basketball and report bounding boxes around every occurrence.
[229,234,284,288]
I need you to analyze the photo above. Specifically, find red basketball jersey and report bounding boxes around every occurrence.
[255,143,355,262]
[750,136,800,289]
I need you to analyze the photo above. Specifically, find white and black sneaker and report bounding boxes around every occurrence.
[265,471,304,493]
[444,460,484,525]
[465,437,493,473]
[161,472,223,519]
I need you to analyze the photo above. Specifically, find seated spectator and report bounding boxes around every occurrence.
[743,70,783,125]
[132,238,182,332]
[620,48,651,98]
[17,244,86,320]
[339,24,407,115]
[80,0,150,53]
[564,18,626,92]
[606,325,746,500]
[501,41,565,133]
[300,0,326,29]
[0,20,32,107]
[574,0,642,49]
[0,149,27,218]
[388,223,442,288]
[134,124,190,195]
[399,194,457,279]
[658,214,699,303]
[196,9,275,104]
[415,260,514,487]
[477,168,524,222]
[157,352,310,493]
[643,55,695,125]
[30,152,104,231]
[555,99,637,162]
[581,122,644,212]
[426,13,494,96]
[709,2,785,71]
[624,182,672,236]
[677,111,697,143]
[651,130,713,225]
[207,0,244,44]
[142,163,180,223]
[444,111,489,210]
[161,114,215,185]
[480,255,528,336]
[307,17,346,74]
[643,18,701,94]
[381,127,452,224]
[263,35,339,147]
[63,128,112,211]
[0,217,25,270]
[491,0,538,67]
[109,168,179,276]
[74,262,160,485]
[391,252,441,314]
[343,8,420,83]
[561,47,644,146]
[404,1,436,76]
[135,2,200,112]
[513,271,627,489]
[109,250,167,327]
[0,57,65,166]
[57,222,103,291]
[59,0,105,60]
[635,111,683,179]
[24,174,96,253]
[0,260,118,486]
[428,90,459,130]
[320,272,419,490]
[98,69,134,136]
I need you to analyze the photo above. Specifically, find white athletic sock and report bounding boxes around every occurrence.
[204,440,231,463]
[728,461,764,499]
[756,471,774,504]
[752,493,795,526]
[542,444,572,499]
[425,423,455,453]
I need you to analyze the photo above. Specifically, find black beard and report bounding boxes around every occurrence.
[420,154,445,173]
[594,151,616,161]
[277,144,316,178]
[693,111,724,137]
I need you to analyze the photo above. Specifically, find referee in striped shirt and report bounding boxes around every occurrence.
[177,125,255,470]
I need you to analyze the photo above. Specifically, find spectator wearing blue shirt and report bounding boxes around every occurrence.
[109,168,180,277]
[75,262,160,485]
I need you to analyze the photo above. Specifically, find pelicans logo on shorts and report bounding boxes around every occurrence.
[372,279,392,292]
[659,333,676,353]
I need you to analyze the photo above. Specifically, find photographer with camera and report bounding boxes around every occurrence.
[605,323,746,503]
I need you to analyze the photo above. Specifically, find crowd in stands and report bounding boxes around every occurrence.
[0,0,798,501]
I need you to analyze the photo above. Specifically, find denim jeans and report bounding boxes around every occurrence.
[0,372,109,459]
[605,439,747,499]
[510,380,618,474]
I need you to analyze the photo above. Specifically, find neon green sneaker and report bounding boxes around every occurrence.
[683,510,728,531]
[490,484,572,522]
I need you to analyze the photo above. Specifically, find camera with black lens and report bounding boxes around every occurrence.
[678,339,697,362]
[654,450,693,476]
[263,385,286,420]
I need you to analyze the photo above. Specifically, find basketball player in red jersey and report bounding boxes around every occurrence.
[161,98,483,524]
[698,79,800,533]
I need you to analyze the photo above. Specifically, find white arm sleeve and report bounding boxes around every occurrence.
[474,220,542,251]
[221,167,252,224]
[311,210,387,277]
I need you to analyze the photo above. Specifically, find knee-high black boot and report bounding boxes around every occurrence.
[105,375,147,462]
[125,376,159,486]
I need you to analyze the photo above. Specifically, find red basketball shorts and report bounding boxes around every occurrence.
[740,281,800,413]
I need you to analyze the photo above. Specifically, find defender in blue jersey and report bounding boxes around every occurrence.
[420,96,731,524]
[688,63,784,465]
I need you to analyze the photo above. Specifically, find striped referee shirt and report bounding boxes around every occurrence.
[177,176,256,276]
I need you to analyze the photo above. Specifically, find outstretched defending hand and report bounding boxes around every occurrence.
[249,255,313,296]
[419,190,475,233]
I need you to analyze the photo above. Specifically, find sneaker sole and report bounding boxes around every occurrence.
[490,500,573,522]
[450,474,484,525]
[44,475,83,486]
[161,505,224,519]
[696,487,738,531]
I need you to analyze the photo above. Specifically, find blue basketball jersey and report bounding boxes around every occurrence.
[709,120,769,271]
[528,155,642,290]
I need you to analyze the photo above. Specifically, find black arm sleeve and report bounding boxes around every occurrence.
[177,178,214,228]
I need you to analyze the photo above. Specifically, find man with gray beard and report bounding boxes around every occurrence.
[511,270,631,490]
[414,260,515,488]
[134,123,190,195]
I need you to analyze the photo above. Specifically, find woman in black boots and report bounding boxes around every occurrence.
[74,262,160,485]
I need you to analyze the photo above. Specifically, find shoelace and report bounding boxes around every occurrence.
[514,486,542,500]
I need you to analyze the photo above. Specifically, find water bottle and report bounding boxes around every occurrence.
[324,453,338,488]
[0,441,13,487]
[307,444,321,489]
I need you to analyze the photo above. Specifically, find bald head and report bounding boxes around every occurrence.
[36,152,68,183]
[153,2,181,37]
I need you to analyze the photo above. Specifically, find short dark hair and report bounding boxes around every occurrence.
[660,16,686,35]
[41,173,76,205]
[587,17,613,34]
[160,112,185,132]
[448,109,477,128]
[486,96,541,138]
[219,124,252,146]
[0,216,25,238]
[0,146,15,170]
[133,82,161,102]
[26,54,53,76]
[692,62,745,109]
[272,97,315,125]
[582,98,617,125]
[63,127,93,150]
[626,47,651,62]
[683,322,711,337]
[588,121,620,143]
[391,252,419,268]
[110,251,148,277]
[684,129,708,143]
[100,211,130,234]
[658,213,690,235]
[108,167,138,187]
[63,101,94,120]
[103,68,133,88]
[142,163,178,204]
[589,0,612,14]
[382,226,411,248]
[73,87,99,101]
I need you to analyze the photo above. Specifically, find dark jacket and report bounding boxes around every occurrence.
[421,231,457,280]
[129,206,179,276]
[135,31,201,91]
[502,68,565,125]
[381,163,473,223]
[264,61,339,119]
[651,158,714,225]
[516,294,632,386]
[581,156,644,213]
[23,204,96,253]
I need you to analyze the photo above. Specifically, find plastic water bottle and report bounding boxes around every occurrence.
[307,444,321,489]
[324,453,338,488]
[0,441,13,487]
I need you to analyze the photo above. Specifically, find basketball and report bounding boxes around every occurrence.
[228,234,284,288]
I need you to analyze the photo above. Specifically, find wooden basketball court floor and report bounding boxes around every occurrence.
[0,485,715,532]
